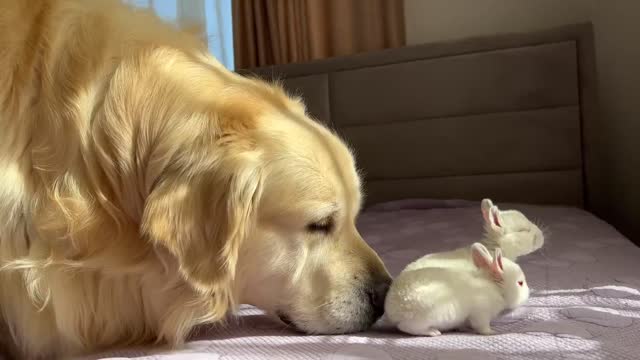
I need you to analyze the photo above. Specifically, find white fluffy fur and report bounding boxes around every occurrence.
[384,198,540,337]
[401,198,545,274]
[385,243,530,336]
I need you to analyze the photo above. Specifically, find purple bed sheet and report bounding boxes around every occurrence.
[76,199,640,360]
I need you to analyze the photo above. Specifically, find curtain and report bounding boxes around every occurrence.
[232,0,405,69]
[124,0,235,69]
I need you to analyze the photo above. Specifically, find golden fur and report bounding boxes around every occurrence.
[0,1,390,358]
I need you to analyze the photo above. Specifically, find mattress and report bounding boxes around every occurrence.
[76,199,640,360]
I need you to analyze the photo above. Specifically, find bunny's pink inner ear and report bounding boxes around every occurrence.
[471,243,493,270]
[490,267,504,282]
[495,250,504,271]
[472,251,491,270]
[490,249,505,281]
[482,208,491,224]
[489,206,503,230]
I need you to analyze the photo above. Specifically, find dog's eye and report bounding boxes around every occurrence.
[307,218,333,234]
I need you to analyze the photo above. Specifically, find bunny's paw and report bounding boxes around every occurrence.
[423,329,442,337]
[397,322,442,337]
[475,327,496,336]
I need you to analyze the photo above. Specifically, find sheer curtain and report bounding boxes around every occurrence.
[124,0,235,70]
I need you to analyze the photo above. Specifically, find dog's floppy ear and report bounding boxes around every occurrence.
[141,149,263,298]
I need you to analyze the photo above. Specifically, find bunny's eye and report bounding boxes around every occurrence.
[518,281,524,287]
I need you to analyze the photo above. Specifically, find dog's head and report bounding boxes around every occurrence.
[235,102,392,334]
[107,48,390,334]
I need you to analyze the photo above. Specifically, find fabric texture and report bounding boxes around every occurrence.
[239,23,599,209]
[76,199,640,360]
[232,0,405,69]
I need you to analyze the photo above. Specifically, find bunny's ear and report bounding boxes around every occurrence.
[483,205,504,233]
[489,248,505,281]
[493,248,504,271]
[471,243,505,281]
[471,242,493,270]
[481,199,494,222]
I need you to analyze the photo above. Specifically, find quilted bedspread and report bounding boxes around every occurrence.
[69,200,640,359]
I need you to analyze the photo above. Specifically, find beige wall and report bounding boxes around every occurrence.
[404,0,594,45]
[405,0,639,242]
[590,1,640,242]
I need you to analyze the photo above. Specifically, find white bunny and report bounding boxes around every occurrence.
[402,198,544,274]
[479,199,545,261]
[384,243,530,336]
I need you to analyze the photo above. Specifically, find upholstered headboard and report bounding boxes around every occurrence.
[239,23,599,209]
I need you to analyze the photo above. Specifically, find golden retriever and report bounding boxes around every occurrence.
[0,0,391,358]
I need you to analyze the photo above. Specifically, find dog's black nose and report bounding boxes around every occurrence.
[369,277,391,318]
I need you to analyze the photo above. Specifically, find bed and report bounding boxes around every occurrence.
[77,23,640,359]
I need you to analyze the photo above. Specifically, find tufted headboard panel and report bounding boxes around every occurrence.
[239,23,599,209]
